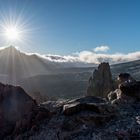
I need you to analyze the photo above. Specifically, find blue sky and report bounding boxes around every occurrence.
[0,0,140,55]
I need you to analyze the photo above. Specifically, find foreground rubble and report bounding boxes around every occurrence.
[5,95,139,140]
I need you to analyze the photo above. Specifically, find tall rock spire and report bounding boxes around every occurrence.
[87,62,114,97]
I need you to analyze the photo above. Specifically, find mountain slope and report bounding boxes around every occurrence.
[111,59,140,80]
[0,46,58,84]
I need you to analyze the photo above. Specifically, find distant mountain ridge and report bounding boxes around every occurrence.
[0,46,59,84]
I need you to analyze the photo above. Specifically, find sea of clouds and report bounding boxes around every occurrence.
[42,46,140,66]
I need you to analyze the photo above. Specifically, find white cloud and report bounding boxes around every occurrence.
[77,51,140,64]
[40,50,140,66]
[93,46,110,52]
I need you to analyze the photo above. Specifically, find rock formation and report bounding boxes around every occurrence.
[108,73,140,104]
[117,73,136,84]
[119,81,140,99]
[87,62,114,97]
[62,96,117,127]
[0,83,51,139]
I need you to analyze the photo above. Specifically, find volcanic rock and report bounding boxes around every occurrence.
[63,96,117,127]
[63,96,106,115]
[5,96,140,140]
[107,89,118,101]
[119,81,140,99]
[87,62,114,97]
[117,73,136,84]
[108,73,140,104]
[0,83,51,139]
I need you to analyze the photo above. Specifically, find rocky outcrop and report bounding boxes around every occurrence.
[62,96,117,128]
[0,83,51,139]
[119,81,140,98]
[63,96,106,115]
[13,96,117,140]
[10,95,140,140]
[117,73,136,84]
[87,62,114,97]
[108,73,140,104]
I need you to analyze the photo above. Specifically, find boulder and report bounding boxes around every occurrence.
[0,83,51,138]
[0,83,36,122]
[41,100,69,114]
[63,96,106,115]
[119,81,140,99]
[63,96,117,126]
[13,106,51,135]
[87,62,114,97]
[108,73,140,104]
[117,73,136,85]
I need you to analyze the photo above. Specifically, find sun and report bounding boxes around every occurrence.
[4,26,21,42]
[0,11,35,47]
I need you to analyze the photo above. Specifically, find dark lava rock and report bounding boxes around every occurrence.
[0,83,36,138]
[13,106,51,136]
[0,83,51,139]
[107,89,118,101]
[63,96,106,115]
[41,99,69,115]
[87,62,114,97]
[108,73,140,104]
[63,96,117,128]
[119,81,140,99]
[117,73,136,84]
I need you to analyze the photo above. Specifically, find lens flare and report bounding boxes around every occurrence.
[0,9,36,48]
[4,26,21,41]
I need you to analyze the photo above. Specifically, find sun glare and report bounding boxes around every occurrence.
[0,10,36,47]
[4,26,21,41]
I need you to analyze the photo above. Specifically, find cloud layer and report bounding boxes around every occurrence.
[43,50,140,65]
[78,51,140,64]
[26,46,140,66]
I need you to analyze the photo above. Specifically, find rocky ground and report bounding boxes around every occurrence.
[1,62,140,140]
[5,96,140,140]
